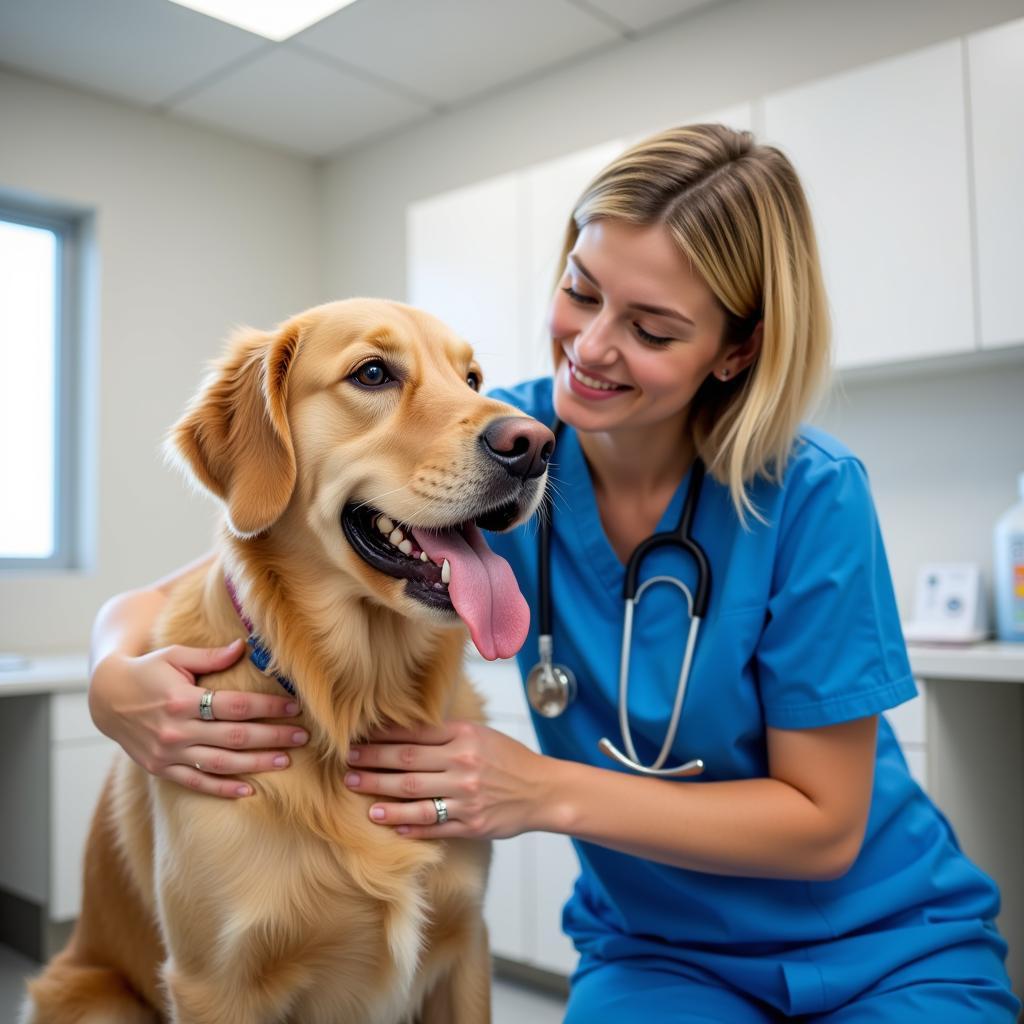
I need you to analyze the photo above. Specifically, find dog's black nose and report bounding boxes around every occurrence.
[480,417,555,480]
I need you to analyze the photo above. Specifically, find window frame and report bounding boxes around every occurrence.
[0,201,82,572]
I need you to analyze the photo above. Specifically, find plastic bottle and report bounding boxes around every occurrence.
[993,472,1024,643]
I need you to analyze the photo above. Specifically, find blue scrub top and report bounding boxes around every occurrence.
[485,377,1008,1015]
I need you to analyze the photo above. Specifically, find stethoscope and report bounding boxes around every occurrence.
[527,419,709,778]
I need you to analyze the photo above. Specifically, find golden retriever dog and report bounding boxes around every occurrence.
[23,298,554,1023]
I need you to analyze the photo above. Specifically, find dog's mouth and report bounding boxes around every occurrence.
[341,499,528,660]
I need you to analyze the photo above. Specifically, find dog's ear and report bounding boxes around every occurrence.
[167,322,300,538]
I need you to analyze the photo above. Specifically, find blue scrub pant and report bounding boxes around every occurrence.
[563,940,1021,1023]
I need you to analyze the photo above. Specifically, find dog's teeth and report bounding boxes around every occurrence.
[398,539,412,555]
[378,515,394,534]
[389,528,404,546]
[441,559,451,585]
[420,552,428,562]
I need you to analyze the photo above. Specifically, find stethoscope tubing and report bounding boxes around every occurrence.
[530,418,711,777]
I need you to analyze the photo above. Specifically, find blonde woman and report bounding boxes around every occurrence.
[90,126,1019,1021]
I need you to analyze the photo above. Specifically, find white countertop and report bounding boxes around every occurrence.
[0,654,89,697]
[906,641,1024,684]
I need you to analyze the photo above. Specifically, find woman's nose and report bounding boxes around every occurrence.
[572,312,618,366]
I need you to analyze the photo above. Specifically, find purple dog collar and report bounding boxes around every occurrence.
[224,574,297,698]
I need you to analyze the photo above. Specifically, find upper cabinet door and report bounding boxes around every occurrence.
[968,17,1024,350]
[407,173,526,393]
[763,42,976,370]
[521,140,627,383]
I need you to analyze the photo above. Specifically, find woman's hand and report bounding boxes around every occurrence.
[344,720,550,839]
[89,641,309,799]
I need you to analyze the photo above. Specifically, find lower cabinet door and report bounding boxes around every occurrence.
[50,739,118,921]
[530,829,580,976]
[483,716,533,962]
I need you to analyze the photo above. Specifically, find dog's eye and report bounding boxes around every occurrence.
[467,371,481,391]
[352,360,392,388]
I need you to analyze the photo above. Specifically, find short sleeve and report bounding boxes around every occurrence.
[757,452,917,729]
[486,377,556,425]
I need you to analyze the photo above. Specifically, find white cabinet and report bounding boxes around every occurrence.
[520,140,627,383]
[407,173,526,393]
[467,655,580,976]
[882,682,928,790]
[0,665,118,960]
[967,16,1024,350]
[763,41,976,370]
[407,31,1024,383]
[49,692,118,921]
[530,827,579,975]
[481,715,533,961]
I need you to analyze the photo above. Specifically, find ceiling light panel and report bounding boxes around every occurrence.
[167,0,359,42]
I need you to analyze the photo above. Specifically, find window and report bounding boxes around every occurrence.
[0,202,83,569]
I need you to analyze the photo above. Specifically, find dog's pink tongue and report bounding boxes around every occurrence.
[410,523,529,661]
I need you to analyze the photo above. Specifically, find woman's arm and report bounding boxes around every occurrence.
[89,550,217,670]
[342,715,877,881]
[541,717,876,879]
[89,553,310,799]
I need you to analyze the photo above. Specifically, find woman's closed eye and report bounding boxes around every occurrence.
[561,284,597,305]
[561,285,675,345]
[633,323,674,345]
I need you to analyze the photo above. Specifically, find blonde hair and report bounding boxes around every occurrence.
[554,123,832,527]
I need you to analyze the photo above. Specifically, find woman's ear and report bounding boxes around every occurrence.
[166,322,301,538]
[719,320,763,379]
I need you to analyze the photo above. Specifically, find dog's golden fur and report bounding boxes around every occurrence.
[24,298,547,1023]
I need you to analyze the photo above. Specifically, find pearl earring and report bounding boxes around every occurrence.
[719,369,730,379]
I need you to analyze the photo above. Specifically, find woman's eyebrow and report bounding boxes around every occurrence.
[568,253,694,326]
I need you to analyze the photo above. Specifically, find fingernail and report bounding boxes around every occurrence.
[284,702,299,714]
[345,773,360,786]
[396,825,410,835]
[347,748,360,762]
[236,785,252,796]
[272,755,289,768]
[370,806,386,820]
[292,731,308,744]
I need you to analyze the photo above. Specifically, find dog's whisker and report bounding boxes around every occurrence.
[351,482,415,516]
[406,495,446,526]
[542,473,572,518]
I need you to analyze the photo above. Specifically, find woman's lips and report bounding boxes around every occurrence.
[566,359,631,401]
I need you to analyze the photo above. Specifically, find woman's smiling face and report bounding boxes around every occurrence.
[548,218,731,434]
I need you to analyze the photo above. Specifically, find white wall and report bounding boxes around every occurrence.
[320,0,1024,617]
[0,68,322,652]
[817,362,1024,621]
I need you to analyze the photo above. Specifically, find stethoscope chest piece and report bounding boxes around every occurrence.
[527,635,577,718]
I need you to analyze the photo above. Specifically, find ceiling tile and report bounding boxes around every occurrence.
[169,45,432,157]
[575,0,723,33]
[0,0,266,107]
[294,0,622,106]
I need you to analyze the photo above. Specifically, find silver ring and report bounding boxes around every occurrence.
[199,689,216,721]
[431,797,449,825]
[194,761,202,771]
